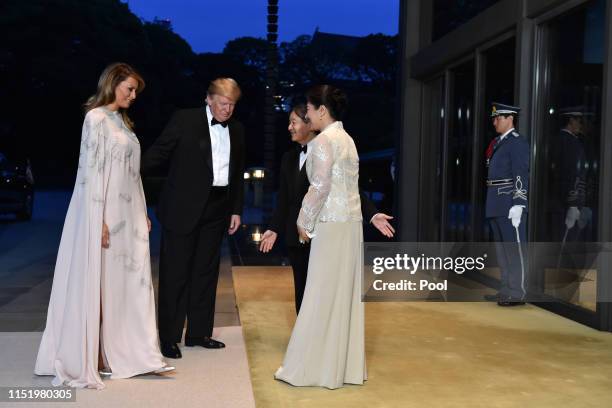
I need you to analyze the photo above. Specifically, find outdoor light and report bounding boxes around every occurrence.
[251,229,262,243]
[253,169,264,179]
[549,108,555,114]
[244,172,251,179]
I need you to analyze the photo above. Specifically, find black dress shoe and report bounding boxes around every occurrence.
[160,341,182,359]
[497,299,526,307]
[184,337,225,349]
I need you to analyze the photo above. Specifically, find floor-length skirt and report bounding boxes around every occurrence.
[34,110,167,389]
[275,221,366,389]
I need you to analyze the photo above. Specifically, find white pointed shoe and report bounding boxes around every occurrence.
[153,366,175,374]
[99,368,112,377]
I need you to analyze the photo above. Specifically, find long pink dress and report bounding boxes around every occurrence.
[34,107,167,389]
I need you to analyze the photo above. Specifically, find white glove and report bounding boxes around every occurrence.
[578,207,592,229]
[565,206,580,230]
[508,205,524,228]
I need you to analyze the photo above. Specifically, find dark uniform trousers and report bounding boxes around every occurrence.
[158,186,230,343]
[486,128,530,301]
[489,213,528,300]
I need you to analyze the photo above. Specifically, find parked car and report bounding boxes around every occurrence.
[0,152,34,220]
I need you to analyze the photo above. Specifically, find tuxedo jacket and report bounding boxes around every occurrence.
[269,146,378,247]
[141,108,245,234]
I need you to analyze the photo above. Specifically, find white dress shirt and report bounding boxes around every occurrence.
[206,105,231,186]
[299,139,316,171]
[499,127,515,142]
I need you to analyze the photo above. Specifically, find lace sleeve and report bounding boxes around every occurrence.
[297,134,333,234]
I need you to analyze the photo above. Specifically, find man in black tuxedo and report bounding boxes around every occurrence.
[259,106,394,313]
[141,78,245,358]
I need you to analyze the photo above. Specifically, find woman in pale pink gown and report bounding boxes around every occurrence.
[35,63,174,389]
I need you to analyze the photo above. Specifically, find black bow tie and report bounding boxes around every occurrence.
[300,145,307,154]
[211,118,228,128]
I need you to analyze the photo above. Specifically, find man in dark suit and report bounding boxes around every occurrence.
[259,105,394,313]
[141,78,245,358]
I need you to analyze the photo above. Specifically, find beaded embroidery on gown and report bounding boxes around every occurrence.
[34,107,167,389]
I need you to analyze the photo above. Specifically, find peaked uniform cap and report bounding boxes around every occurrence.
[491,102,520,117]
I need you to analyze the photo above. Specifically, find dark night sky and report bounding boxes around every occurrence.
[124,0,399,53]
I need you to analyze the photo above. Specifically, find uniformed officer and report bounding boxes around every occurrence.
[550,107,588,242]
[485,103,529,306]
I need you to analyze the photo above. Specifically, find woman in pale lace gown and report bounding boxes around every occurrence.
[275,85,366,389]
[35,63,173,389]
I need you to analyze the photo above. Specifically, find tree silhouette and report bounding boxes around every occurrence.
[223,37,269,80]
[0,0,398,188]
[351,34,397,84]
[0,0,267,186]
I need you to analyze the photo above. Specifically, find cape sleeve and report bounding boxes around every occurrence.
[297,133,333,235]
[69,111,113,388]
[78,111,113,250]
[35,110,113,390]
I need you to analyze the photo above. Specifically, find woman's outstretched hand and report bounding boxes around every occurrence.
[371,213,395,238]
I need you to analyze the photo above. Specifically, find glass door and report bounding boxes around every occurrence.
[532,0,606,328]
[419,77,446,241]
[474,38,516,242]
[444,61,475,241]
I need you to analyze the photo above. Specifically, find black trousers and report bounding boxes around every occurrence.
[158,187,230,343]
[287,244,310,314]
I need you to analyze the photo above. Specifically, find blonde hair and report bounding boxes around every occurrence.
[207,78,241,101]
[84,62,145,131]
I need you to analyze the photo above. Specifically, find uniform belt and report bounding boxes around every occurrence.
[486,178,513,187]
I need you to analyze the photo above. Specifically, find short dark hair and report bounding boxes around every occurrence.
[561,115,581,128]
[501,113,518,127]
[291,103,309,123]
[306,85,348,120]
